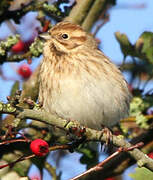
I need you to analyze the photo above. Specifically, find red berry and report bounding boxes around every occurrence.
[27,58,32,64]
[148,152,153,159]
[30,139,49,157]
[42,20,50,32]
[30,174,41,180]
[17,63,32,79]
[128,84,133,93]
[11,40,25,53]
[105,178,116,180]
[114,130,121,136]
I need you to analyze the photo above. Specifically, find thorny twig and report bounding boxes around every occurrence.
[0,154,35,169]
[0,138,30,146]
[70,142,144,180]
[93,13,109,37]
[0,125,30,142]
[92,4,110,37]
[0,144,70,169]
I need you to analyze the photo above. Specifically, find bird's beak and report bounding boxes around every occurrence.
[39,32,50,40]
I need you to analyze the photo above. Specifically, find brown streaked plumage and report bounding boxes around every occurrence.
[39,21,132,130]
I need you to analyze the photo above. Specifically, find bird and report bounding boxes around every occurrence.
[38,21,132,130]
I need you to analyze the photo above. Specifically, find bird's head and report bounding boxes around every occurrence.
[40,21,97,55]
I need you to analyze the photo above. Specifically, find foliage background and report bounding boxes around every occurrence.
[0,0,153,180]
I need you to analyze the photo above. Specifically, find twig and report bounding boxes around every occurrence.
[93,15,109,37]
[121,115,153,123]
[81,0,109,31]
[92,7,110,36]
[70,142,144,180]
[0,154,35,169]
[0,1,63,24]
[65,0,94,25]
[0,144,70,170]
[0,124,31,142]
[0,138,30,146]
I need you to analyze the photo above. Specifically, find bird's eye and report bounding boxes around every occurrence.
[62,33,69,39]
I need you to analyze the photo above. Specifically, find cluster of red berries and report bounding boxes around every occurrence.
[11,40,33,79]
[11,21,51,80]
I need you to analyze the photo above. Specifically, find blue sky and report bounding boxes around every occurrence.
[98,0,153,63]
[0,0,153,179]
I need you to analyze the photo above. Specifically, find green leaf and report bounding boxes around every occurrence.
[135,114,149,129]
[129,167,153,180]
[130,97,145,117]
[115,31,134,58]
[136,32,153,53]
[135,31,153,63]
[78,143,99,169]
[10,81,20,97]
[29,38,44,57]
[130,96,151,117]
[129,96,152,129]
[0,35,20,56]
[115,31,153,63]
[31,156,47,172]
[146,46,153,64]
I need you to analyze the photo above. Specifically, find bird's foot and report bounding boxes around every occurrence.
[99,126,113,151]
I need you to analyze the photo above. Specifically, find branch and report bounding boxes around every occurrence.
[0,144,70,170]
[70,143,144,180]
[81,129,153,179]
[65,0,113,32]
[0,103,152,171]
[0,35,20,58]
[65,0,94,25]
[81,0,108,32]
[16,110,153,171]
[0,36,44,63]
[0,0,63,24]
[122,115,153,123]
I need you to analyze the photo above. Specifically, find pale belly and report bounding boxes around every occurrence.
[41,75,128,130]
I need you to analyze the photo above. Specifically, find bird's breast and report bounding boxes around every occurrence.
[39,55,131,130]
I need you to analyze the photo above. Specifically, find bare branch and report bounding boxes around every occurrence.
[70,142,144,180]
[1,103,152,171]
